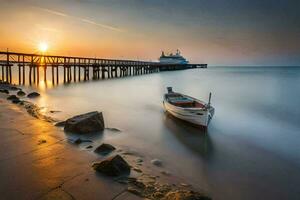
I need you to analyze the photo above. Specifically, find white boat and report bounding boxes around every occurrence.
[159,50,189,64]
[163,87,215,128]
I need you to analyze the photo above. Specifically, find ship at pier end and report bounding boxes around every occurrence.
[158,50,207,71]
[159,50,189,64]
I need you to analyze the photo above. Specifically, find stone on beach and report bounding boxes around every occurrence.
[38,139,47,145]
[50,110,61,113]
[151,159,163,167]
[92,154,130,176]
[72,138,92,144]
[17,90,26,96]
[27,92,40,98]
[7,95,21,104]
[0,89,9,94]
[94,143,116,155]
[64,111,105,134]
[7,95,18,100]
[133,167,142,173]
[164,190,212,200]
[161,170,171,176]
[10,86,19,91]
[12,98,21,104]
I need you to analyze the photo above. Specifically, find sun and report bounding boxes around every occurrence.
[38,42,48,53]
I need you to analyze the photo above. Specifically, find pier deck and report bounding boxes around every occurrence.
[0,51,207,85]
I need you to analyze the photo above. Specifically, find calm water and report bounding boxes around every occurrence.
[15,67,300,199]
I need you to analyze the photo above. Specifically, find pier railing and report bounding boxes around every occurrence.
[0,51,207,85]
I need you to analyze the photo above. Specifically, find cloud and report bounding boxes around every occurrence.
[32,6,124,33]
[33,7,69,17]
[80,18,124,32]
[35,24,61,33]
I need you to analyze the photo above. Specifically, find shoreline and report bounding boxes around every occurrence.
[0,82,211,200]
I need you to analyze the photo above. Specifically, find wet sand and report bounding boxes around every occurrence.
[0,93,143,200]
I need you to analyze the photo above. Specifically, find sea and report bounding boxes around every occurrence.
[9,66,300,200]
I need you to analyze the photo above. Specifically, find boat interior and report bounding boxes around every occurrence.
[166,93,205,108]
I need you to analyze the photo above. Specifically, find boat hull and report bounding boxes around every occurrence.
[163,97,214,128]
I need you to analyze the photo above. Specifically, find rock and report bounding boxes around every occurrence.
[64,111,105,134]
[92,154,130,176]
[12,99,21,104]
[50,110,61,113]
[73,138,83,144]
[161,170,171,176]
[7,95,18,100]
[153,192,165,199]
[136,158,143,163]
[10,86,19,91]
[38,139,47,145]
[7,95,21,103]
[122,151,135,156]
[27,92,40,98]
[72,138,92,144]
[133,167,142,173]
[86,145,93,149]
[17,90,26,96]
[164,190,211,200]
[94,143,116,155]
[151,159,162,167]
[55,121,66,127]
[180,183,190,187]
[0,89,9,94]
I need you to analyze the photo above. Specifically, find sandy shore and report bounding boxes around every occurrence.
[0,92,144,200]
[0,82,211,200]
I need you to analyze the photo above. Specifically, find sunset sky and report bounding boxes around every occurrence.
[0,0,299,66]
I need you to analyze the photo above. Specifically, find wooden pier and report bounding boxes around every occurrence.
[0,51,207,85]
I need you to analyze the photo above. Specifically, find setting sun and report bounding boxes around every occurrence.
[38,42,48,53]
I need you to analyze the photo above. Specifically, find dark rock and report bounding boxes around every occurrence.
[38,139,47,145]
[72,138,92,144]
[161,170,171,176]
[164,190,211,200]
[0,89,9,94]
[86,145,93,149]
[50,110,61,113]
[7,95,18,100]
[17,90,26,96]
[55,121,66,127]
[64,111,105,134]
[94,143,116,155]
[27,92,40,98]
[133,167,142,173]
[92,154,130,176]
[12,99,21,104]
[151,159,162,167]
[74,138,83,144]
[10,86,19,91]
